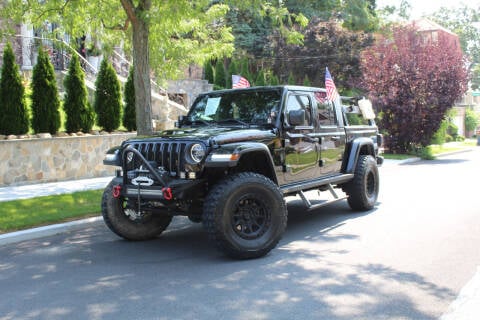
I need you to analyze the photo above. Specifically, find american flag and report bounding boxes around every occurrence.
[325,67,339,101]
[232,75,250,88]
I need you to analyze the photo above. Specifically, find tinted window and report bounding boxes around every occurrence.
[314,91,336,126]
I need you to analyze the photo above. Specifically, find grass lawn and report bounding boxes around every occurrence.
[383,139,477,159]
[0,189,102,234]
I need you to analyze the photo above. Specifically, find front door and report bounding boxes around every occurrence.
[283,92,319,183]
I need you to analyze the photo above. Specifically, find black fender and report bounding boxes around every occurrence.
[205,142,278,184]
[103,146,122,166]
[344,137,375,174]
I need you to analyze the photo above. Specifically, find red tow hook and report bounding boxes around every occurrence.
[112,185,122,198]
[162,187,173,200]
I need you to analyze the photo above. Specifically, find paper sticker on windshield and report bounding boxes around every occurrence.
[205,97,221,116]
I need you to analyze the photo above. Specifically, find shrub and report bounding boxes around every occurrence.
[0,42,29,135]
[94,58,122,132]
[465,108,479,133]
[63,54,94,133]
[31,46,61,134]
[419,146,435,160]
[123,66,136,131]
[431,119,448,145]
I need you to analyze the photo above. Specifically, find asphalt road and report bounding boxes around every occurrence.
[1,149,480,320]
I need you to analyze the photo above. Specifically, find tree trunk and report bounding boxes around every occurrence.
[130,7,153,135]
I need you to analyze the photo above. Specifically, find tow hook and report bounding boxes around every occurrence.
[112,185,122,198]
[162,187,173,200]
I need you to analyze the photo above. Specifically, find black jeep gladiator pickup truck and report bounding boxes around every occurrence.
[102,85,383,259]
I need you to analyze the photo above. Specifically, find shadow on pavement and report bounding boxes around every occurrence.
[0,198,452,320]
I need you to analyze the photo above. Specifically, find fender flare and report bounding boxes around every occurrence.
[344,137,375,174]
[205,142,277,183]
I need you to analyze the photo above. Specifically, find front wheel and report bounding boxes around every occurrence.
[344,155,379,211]
[202,172,287,259]
[102,178,172,241]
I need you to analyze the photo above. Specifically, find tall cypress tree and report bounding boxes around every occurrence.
[287,72,296,85]
[270,74,280,85]
[123,66,136,131]
[226,60,237,88]
[0,42,29,135]
[214,61,227,89]
[204,60,214,84]
[31,47,61,134]
[255,70,266,86]
[94,58,122,132]
[63,54,94,133]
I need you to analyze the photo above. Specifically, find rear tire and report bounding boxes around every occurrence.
[344,155,379,211]
[203,172,287,259]
[102,178,172,241]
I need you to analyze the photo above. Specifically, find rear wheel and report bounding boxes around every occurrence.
[344,155,379,211]
[102,178,172,241]
[203,172,287,259]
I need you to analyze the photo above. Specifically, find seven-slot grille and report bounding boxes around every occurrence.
[125,141,187,176]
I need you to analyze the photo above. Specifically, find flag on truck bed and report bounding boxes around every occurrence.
[232,75,250,88]
[325,67,339,101]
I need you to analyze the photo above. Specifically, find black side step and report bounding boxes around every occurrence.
[297,184,347,211]
[280,174,353,195]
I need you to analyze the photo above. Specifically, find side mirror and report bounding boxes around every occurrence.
[288,109,305,126]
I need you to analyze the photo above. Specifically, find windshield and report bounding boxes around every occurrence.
[186,89,282,126]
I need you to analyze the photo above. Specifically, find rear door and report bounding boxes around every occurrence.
[313,91,346,176]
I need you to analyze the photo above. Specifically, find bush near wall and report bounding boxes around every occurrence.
[31,47,61,134]
[94,58,122,132]
[0,42,29,135]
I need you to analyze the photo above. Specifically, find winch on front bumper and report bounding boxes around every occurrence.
[111,145,205,203]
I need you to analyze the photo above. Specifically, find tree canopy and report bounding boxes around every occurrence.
[361,25,468,153]
[429,5,480,89]
[2,0,308,135]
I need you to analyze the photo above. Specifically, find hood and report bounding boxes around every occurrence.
[126,127,277,146]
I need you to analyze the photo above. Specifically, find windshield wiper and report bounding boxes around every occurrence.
[187,119,212,126]
[217,118,250,127]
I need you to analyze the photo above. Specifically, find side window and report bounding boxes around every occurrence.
[314,91,336,126]
[286,94,312,126]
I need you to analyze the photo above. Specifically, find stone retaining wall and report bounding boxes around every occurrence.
[0,133,136,187]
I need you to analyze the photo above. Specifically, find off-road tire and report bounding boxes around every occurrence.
[202,172,287,259]
[344,155,379,211]
[102,178,172,241]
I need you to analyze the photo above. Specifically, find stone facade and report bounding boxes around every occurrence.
[0,133,136,187]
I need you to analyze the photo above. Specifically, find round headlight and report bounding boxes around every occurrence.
[190,143,206,163]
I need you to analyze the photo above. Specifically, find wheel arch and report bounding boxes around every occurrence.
[205,142,278,184]
[343,137,375,174]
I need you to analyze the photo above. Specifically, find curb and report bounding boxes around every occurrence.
[0,216,103,246]
[440,266,480,320]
